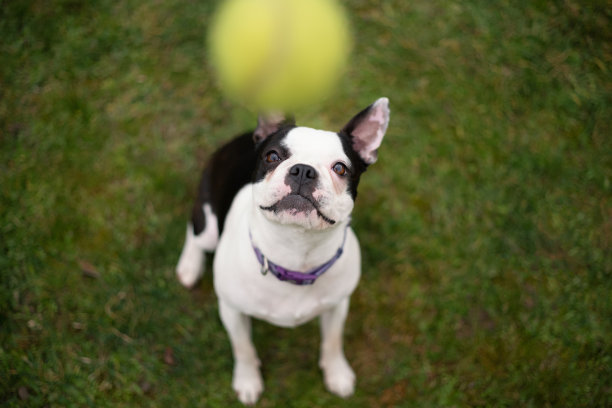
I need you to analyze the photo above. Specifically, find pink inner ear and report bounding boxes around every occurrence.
[254,112,289,143]
[352,99,389,164]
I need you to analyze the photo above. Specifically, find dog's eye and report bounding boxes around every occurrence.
[265,151,281,163]
[332,162,348,176]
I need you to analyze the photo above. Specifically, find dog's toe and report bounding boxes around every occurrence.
[322,357,355,398]
[176,266,202,289]
[325,372,355,398]
[176,251,204,288]
[233,363,263,405]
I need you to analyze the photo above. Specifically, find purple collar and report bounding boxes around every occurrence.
[250,223,350,286]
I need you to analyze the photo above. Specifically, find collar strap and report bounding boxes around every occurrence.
[250,223,350,286]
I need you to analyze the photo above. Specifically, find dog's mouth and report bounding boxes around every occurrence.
[260,194,336,225]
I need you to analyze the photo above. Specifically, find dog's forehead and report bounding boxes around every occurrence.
[282,127,348,162]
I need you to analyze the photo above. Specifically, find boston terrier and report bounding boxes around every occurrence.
[176,97,390,405]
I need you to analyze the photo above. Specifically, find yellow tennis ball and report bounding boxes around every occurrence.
[208,0,351,111]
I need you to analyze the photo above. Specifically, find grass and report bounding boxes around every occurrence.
[1,0,610,406]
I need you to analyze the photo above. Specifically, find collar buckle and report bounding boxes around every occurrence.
[260,256,269,276]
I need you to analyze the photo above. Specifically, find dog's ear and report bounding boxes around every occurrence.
[341,97,390,165]
[253,113,295,144]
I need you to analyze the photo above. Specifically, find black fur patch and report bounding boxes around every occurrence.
[191,132,257,235]
[192,124,295,236]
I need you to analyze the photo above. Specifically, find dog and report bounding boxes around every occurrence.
[176,97,390,405]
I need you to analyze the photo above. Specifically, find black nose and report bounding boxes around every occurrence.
[288,164,318,184]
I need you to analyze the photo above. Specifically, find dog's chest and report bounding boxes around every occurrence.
[215,244,357,327]
[232,282,340,327]
[215,257,350,327]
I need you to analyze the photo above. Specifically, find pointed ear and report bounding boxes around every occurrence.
[253,113,295,144]
[341,97,390,164]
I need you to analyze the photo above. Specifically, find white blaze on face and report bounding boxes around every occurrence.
[253,127,355,230]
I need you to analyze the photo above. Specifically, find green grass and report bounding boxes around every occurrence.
[1,0,610,406]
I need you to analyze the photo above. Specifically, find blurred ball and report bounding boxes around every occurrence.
[208,0,351,111]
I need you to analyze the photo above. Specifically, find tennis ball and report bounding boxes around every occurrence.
[208,0,351,111]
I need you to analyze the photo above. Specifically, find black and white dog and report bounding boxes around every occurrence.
[177,98,390,404]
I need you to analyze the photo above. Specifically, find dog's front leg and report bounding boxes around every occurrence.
[218,299,263,405]
[319,297,356,398]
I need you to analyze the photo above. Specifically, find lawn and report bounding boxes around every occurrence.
[1,0,610,407]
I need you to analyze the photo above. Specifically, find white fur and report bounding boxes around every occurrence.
[176,204,218,288]
[319,298,356,397]
[215,186,360,326]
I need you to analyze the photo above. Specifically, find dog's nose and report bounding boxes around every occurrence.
[288,164,318,184]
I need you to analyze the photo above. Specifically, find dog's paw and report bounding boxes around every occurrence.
[233,363,264,405]
[176,248,204,288]
[321,357,355,398]
[176,259,203,288]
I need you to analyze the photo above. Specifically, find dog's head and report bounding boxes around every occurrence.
[252,98,390,230]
